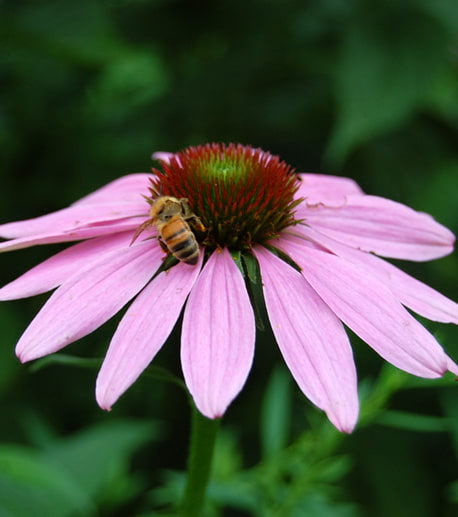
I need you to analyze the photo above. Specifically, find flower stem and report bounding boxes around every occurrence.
[179,406,220,516]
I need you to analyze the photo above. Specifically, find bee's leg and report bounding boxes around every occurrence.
[130,220,152,245]
[188,215,206,232]
[180,198,206,232]
[179,198,191,216]
[158,237,169,253]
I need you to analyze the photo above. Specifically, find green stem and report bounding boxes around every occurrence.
[179,406,220,516]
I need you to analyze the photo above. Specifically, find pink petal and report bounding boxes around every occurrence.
[0,232,134,300]
[293,225,458,324]
[0,202,146,239]
[16,240,162,362]
[151,152,175,164]
[254,246,358,432]
[296,195,454,261]
[296,173,364,207]
[447,357,458,376]
[96,254,203,410]
[181,249,255,419]
[277,235,449,378]
[73,173,153,206]
[0,219,141,253]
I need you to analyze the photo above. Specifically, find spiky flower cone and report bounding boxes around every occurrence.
[150,143,303,250]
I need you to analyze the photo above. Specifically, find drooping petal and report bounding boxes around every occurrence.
[96,254,203,410]
[181,248,255,419]
[16,240,162,362]
[277,235,450,378]
[295,195,454,261]
[0,232,134,300]
[0,201,146,239]
[254,246,358,432]
[0,219,142,253]
[73,173,153,206]
[151,152,175,164]
[296,173,363,207]
[292,225,458,324]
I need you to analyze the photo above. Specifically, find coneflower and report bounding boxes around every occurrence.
[1,143,456,432]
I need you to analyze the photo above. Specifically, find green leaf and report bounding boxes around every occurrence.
[260,367,292,458]
[313,456,352,483]
[241,252,258,285]
[0,421,159,516]
[212,431,243,479]
[152,253,180,276]
[206,479,259,514]
[43,420,160,504]
[263,244,301,272]
[359,364,409,425]
[326,8,449,164]
[30,352,185,389]
[404,372,458,390]
[144,364,186,390]
[0,445,92,517]
[292,493,361,517]
[239,251,266,331]
[230,250,244,276]
[30,353,102,373]
[375,410,449,432]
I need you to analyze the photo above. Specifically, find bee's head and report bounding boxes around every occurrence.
[151,197,183,222]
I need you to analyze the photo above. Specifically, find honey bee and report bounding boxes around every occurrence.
[133,196,205,265]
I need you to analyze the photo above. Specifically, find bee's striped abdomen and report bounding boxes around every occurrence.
[161,216,200,265]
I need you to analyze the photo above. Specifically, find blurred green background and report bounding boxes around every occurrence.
[0,0,457,515]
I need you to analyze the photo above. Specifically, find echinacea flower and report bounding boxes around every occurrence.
[1,143,457,433]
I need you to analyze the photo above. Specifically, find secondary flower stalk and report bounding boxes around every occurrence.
[0,143,457,433]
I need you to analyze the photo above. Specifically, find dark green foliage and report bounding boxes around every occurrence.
[0,0,457,515]
[0,420,159,516]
